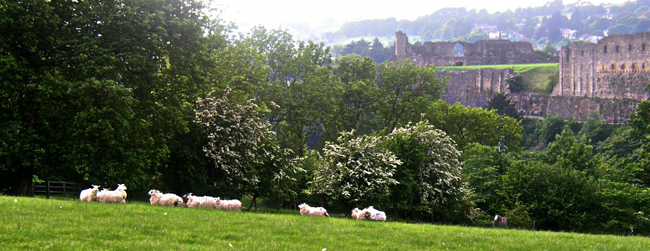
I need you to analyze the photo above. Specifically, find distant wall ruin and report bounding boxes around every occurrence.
[394,31,556,66]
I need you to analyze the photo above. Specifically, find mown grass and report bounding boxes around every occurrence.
[438,63,559,94]
[1,196,648,251]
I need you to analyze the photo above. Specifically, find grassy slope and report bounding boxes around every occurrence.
[438,63,559,94]
[1,196,648,251]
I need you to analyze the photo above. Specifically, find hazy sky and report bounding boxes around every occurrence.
[214,0,628,33]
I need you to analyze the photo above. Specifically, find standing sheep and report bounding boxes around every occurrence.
[148,190,184,207]
[97,184,127,204]
[298,203,330,217]
[79,185,101,202]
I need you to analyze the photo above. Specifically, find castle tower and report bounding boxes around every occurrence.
[395,31,410,57]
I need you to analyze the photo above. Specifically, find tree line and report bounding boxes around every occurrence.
[2,0,650,235]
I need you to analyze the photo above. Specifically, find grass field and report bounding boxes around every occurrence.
[438,63,559,94]
[1,196,648,251]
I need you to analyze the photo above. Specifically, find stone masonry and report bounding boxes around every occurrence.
[555,31,650,101]
[394,31,556,66]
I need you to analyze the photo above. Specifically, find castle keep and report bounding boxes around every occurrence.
[394,31,555,66]
[556,32,650,101]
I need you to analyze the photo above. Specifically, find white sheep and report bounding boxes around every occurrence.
[97,184,127,204]
[298,203,330,217]
[79,185,100,202]
[148,189,184,207]
[216,198,242,211]
[183,193,219,208]
[351,207,367,220]
[362,206,386,221]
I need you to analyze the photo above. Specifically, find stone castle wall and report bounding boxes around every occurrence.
[556,32,650,101]
[394,31,556,66]
[440,69,639,123]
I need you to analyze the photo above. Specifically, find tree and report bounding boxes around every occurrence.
[424,100,522,151]
[311,132,401,210]
[382,121,472,222]
[461,143,506,212]
[376,59,445,132]
[498,160,600,231]
[506,73,525,93]
[486,93,521,120]
[195,89,297,209]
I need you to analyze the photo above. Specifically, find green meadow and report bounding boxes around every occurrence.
[1,196,647,251]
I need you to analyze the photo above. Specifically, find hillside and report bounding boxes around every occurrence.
[325,0,650,49]
[438,63,559,94]
[1,196,648,251]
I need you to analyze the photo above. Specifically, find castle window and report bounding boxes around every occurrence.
[643,43,647,51]
[615,45,620,53]
[581,51,584,57]
[454,42,464,57]
[611,63,616,70]
[643,62,647,70]
[604,46,608,53]
[632,63,636,70]
[629,44,633,51]
[620,63,626,70]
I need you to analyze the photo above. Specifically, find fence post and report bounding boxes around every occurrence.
[46,181,51,199]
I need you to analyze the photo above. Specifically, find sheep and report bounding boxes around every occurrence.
[148,189,184,207]
[79,185,101,202]
[298,203,330,217]
[183,193,219,209]
[363,206,386,221]
[215,198,242,212]
[97,184,127,204]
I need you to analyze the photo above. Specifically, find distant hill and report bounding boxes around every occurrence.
[325,0,650,50]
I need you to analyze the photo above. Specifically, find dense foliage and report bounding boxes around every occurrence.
[2,0,650,236]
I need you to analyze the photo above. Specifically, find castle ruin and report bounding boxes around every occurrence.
[556,32,650,101]
[393,31,650,123]
[394,31,556,66]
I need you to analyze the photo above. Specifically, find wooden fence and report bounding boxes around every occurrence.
[33,181,82,198]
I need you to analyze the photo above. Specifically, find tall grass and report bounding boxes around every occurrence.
[1,196,647,251]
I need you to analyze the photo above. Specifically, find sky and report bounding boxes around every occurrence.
[212,0,628,39]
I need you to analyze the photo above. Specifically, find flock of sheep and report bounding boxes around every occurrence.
[80,184,387,221]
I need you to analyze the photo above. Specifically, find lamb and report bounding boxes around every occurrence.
[97,184,127,204]
[363,206,386,221]
[148,189,184,207]
[298,203,330,217]
[79,185,100,202]
[183,193,219,209]
[215,198,242,212]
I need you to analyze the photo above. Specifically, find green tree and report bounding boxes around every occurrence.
[505,73,525,93]
[486,93,521,120]
[425,100,522,151]
[461,143,506,212]
[377,59,445,132]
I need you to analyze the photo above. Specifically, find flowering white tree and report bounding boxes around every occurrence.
[195,88,298,209]
[384,121,471,220]
[311,131,401,208]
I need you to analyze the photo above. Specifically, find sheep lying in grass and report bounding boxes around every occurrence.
[79,185,100,202]
[97,184,127,204]
[351,208,368,220]
[148,190,184,207]
[362,206,386,221]
[298,203,330,217]
[215,198,242,211]
[183,193,219,209]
